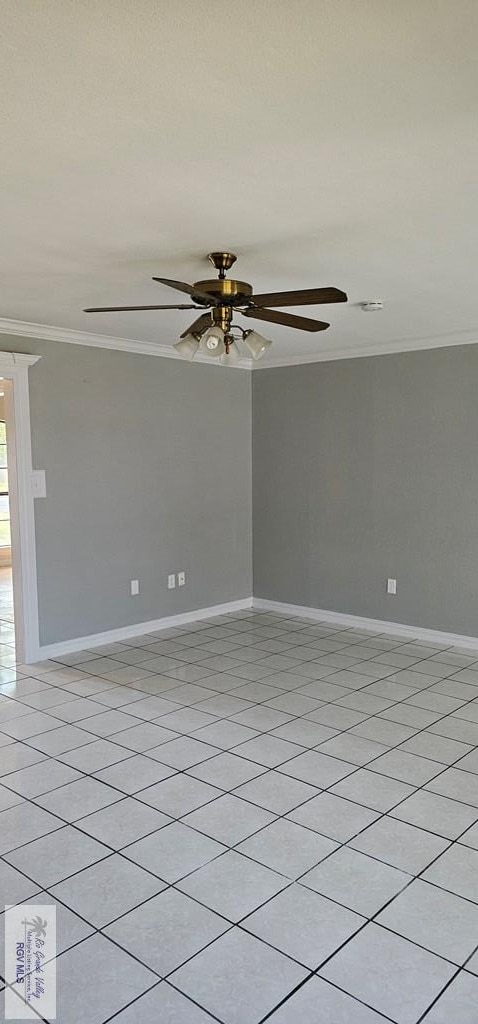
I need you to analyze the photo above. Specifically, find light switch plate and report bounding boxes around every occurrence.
[31,470,46,498]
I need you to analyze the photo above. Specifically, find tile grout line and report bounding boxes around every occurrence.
[2,610,478,1022]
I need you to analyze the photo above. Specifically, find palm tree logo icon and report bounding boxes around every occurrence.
[23,916,47,939]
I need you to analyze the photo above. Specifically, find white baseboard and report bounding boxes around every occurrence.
[36,598,253,662]
[253,597,478,650]
[32,593,478,663]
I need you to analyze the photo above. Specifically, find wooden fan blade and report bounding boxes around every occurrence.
[84,304,198,312]
[152,277,216,305]
[180,312,212,338]
[250,287,347,307]
[242,307,329,332]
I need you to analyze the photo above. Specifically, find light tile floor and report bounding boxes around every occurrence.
[1,606,478,1021]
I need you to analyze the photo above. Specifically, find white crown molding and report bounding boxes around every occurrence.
[0,318,253,370]
[2,317,477,370]
[253,597,478,649]
[36,597,253,661]
[253,331,478,368]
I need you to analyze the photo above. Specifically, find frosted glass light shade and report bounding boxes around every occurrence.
[200,325,225,357]
[243,330,272,360]
[219,341,241,365]
[173,335,199,360]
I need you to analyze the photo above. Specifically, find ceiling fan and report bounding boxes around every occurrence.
[84,252,347,364]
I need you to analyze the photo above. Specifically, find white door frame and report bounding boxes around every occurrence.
[1,353,41,664]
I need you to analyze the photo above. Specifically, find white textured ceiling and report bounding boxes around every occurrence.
[1,0,478,363]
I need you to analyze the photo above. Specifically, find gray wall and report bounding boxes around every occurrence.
[0,336,251,645]
[253,345,478,636]
[3,331,478,645]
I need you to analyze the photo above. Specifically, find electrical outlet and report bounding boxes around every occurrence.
[177,571,186,587]
[31,470,47,498]
[168,573,176,590]
[130,579,140,596]
[387,578,397,595]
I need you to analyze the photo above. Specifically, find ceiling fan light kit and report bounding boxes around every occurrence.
[173,335,199,360]
[219,340,241,365]
[200,326,225,357]
[243,329,273,361]
[85,252,347,365]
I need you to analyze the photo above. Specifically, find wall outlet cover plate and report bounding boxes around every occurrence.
[31,469,46,498]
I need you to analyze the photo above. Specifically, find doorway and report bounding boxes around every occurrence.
[0,386,15,665]
[0,353,41,665]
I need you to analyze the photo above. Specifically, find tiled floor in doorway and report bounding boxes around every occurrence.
[0,566,14,669]
[1,607,478,1022]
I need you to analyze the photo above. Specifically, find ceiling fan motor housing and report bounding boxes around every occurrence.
[192,277,253,306]
[194,251,253,309]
